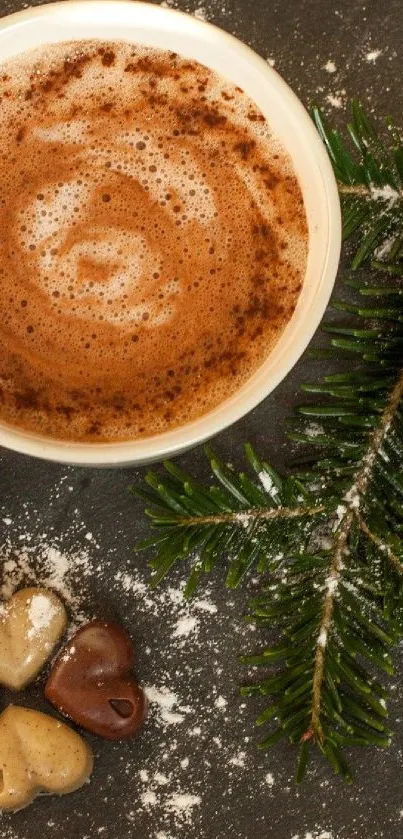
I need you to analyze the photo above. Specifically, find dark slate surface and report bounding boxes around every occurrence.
[0,2,402,838]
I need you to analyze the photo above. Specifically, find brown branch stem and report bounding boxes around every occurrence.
[172,504,328,528]
[310,510,353,742]
[308,366,403,742]
[337,182,403,198]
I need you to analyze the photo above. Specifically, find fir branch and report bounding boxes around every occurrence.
[246,283,403,780]
[132,102,403,781]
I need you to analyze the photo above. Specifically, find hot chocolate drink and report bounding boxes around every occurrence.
[0,41,307,442]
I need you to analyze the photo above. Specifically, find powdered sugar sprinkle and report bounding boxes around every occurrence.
[27,592,58,638]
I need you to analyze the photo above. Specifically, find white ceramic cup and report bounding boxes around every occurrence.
[0,0,341,466]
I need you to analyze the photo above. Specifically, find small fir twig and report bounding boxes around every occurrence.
[312,100,403,269]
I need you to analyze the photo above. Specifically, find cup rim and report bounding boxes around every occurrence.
[0,0,341,465]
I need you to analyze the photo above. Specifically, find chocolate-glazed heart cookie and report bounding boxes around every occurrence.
[45,621,147,740]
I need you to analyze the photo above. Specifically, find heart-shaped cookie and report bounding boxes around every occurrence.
[0,588,67,690]
[45,620,148,739]
[0,705,93,811]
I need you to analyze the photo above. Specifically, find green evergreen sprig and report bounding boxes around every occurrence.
[134,445,332,596]
[312,101,403,270]
[132,103,403,781]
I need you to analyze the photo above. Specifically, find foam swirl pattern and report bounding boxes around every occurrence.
[0,41,307,441]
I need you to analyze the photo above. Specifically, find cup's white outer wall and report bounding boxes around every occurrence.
[0,1,341,465]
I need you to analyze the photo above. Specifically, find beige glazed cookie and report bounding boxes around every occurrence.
[0,706,94,811]
[0,587,67,689]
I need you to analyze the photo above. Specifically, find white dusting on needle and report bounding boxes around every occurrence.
[344,486,361,510]
[325,575,339,596]
[305,423,324,439]
[335,504,346,523]
[234,511,253,529]
[259,471,278,495]
[370,184,401,208]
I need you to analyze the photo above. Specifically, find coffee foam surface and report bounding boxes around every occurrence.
[0,41,307,441]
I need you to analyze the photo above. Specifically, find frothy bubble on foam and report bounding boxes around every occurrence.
[33,120,90,144]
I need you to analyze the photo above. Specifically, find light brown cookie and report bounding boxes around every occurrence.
[0,705,93,811]
[0,587,67,689]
